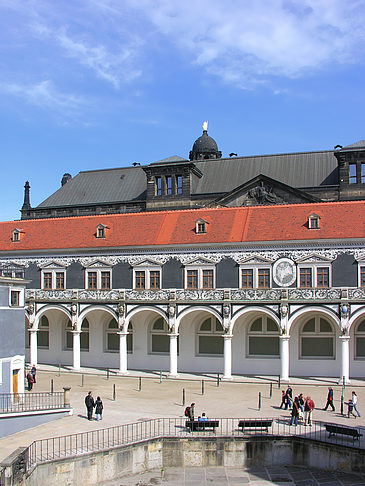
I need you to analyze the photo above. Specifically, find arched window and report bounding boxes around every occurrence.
[355,319,365,359]
[106,319,133,353]
[65,319,89,351]
[198,317,223,355]
[151,317,169,354]
[247,316,279,357]
[300,317,334,358]
[37,315,49,349]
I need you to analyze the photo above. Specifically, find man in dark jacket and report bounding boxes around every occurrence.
[85,391,95,420]
[323,387,335,411]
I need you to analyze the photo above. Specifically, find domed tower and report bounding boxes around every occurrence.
[189,122,222,161]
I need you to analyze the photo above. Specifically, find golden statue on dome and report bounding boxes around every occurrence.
[202,121,208,131]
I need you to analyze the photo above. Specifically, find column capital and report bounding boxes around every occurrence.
[168,333,179,338]
[71,329,81,335]
[117,331,128,336]
[279,334,290,341]
[339,334,351,342]
[29,328,38,334]
[222,334,233,339]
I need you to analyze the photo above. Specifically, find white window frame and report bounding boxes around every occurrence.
[9,287,24,307]
[299,316,335,360]
[41,268,66,290]
[84,263,112,290]
[239,264,271,289]
[358,263,365,288]
[196,317,224,356]
[354,319,365,360]
[246,316,280,358]
[184,265,216,289]
[133,265,161,290]
[149,317,170,355]
[297,263,331,288]
[308,213,320,230]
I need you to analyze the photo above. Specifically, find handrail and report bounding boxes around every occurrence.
[25,417,365,470]
[0,392,65,414]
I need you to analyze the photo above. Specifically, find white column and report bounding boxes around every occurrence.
[29,329,38,367]
[339,335,350,384]
[118,331,128,374]
[169,333,179,377]
[223,334,233,380]
[280,335,290,383]
[72,331,81,370]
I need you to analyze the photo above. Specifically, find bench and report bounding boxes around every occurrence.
[238,419,273,433]
[325,424,363,441]
[185,420,219,432]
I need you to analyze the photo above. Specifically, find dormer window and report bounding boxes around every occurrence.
[155,176,162,196]
[196,218,208,234]
[96,224,107,239]
[308,214,320,230]
[12,229,21,242]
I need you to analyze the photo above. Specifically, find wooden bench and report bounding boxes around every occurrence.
[185,420,219,432]
[325,424,363,441]
[238,419,273,433]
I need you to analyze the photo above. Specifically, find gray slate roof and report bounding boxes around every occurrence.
[37,149,338,208]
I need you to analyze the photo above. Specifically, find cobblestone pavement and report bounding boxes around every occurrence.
[101,466,365,485]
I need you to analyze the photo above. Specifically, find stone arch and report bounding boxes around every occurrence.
[288,305,340,334]
[176,305,222,332]
[125,305,167,328]
[34,304,71,330]
[348,307,365,332]
[231,306,280,332]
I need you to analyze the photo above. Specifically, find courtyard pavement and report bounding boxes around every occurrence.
[1,365,365,483]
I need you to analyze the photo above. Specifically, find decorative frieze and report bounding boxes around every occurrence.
[288,288,342,300]
[231,289,281,300]
[175,289,225,301]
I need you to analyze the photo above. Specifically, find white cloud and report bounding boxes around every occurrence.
[0,80,84,113]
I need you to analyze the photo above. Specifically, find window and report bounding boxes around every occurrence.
[10,290,20,307]
[185,266,215,289]
[85,265,112,290]
[297,262,331,288]
[195,219,208,234]
[247,317,279,357]
[355,320,365,359]
[349,164,357,184]
[12,229,20,242]
[133,265,161,290]
[41,267,66,290]
[308,214,320,229]
[300,317,334,358]
[362,163,365,184]
[65,319,89,350]
[155,176,162,196]
[197,317,223,355]
[150,318,170,354]
[176,175,183,194]
[166,176,173,195]
[106,320,133,353]
[360,266,365,287]
[38,316,49,349]
[96,225,106,238]
[240,266,271,289]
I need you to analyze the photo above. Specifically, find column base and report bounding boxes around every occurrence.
[279,377,290,384]
[168,373,179,378]
[70,366,81,372]
[222,375,233,381]
[117,370,129,376]
[338,377,351,385]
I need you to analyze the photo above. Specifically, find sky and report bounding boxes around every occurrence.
[1,0,365,222]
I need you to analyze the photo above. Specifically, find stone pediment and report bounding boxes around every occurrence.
[84,259,112,269]
[39,261,67,269]
[132,258,161,267]
[185,257,216,266]
[296,254,333,264]
[237,255,273,265]
[210,174,320,207]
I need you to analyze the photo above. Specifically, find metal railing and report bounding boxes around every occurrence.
[0,392,65,414]
[25,417,365,470]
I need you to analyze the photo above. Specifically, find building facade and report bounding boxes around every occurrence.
[0,265,27,394]
[0,202,364,382]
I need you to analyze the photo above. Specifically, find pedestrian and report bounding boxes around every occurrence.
[85,391,95,421]
[352,391,361,417]
[298,393,305,413]
[290,396,300,426]
[323,387,335,411]
[188,402,195,421]
[304,396,315,426]
[284,385,293,410]
[31,364,37,384]
[95,396,103,421]
[345,398,357,418]
[279,390,286,409]
[26,371,34,391]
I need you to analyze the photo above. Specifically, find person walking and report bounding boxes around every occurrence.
[304,396,315,426]
[26,371,34,391]
[289,396,300,426]
[95,396,103,421]
[352,391,361,417]
[345,398,357,418]
[188,402,195,421]
[31,364,37,385]
[284,386,293,410]
[279,390,286,409]
[323,387,335,411]
[85,391,95,421]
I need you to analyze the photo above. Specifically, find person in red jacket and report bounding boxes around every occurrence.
[304,396,315,426]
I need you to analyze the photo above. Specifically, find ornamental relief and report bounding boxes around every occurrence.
[288,288,342,300]
[2,248,365,270]
[231,289,282,300]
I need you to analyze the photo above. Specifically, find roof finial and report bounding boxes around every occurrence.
[22,181,31,210]
[202,121,208,132]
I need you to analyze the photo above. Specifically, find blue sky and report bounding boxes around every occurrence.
[1,0,365,222]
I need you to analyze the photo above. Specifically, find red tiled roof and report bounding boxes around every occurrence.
[0,201,363,252]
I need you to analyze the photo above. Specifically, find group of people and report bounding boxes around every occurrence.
[185,402,208,422]
[26,365,37,391]
[280,385,361,425]
[84,391,104,421]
